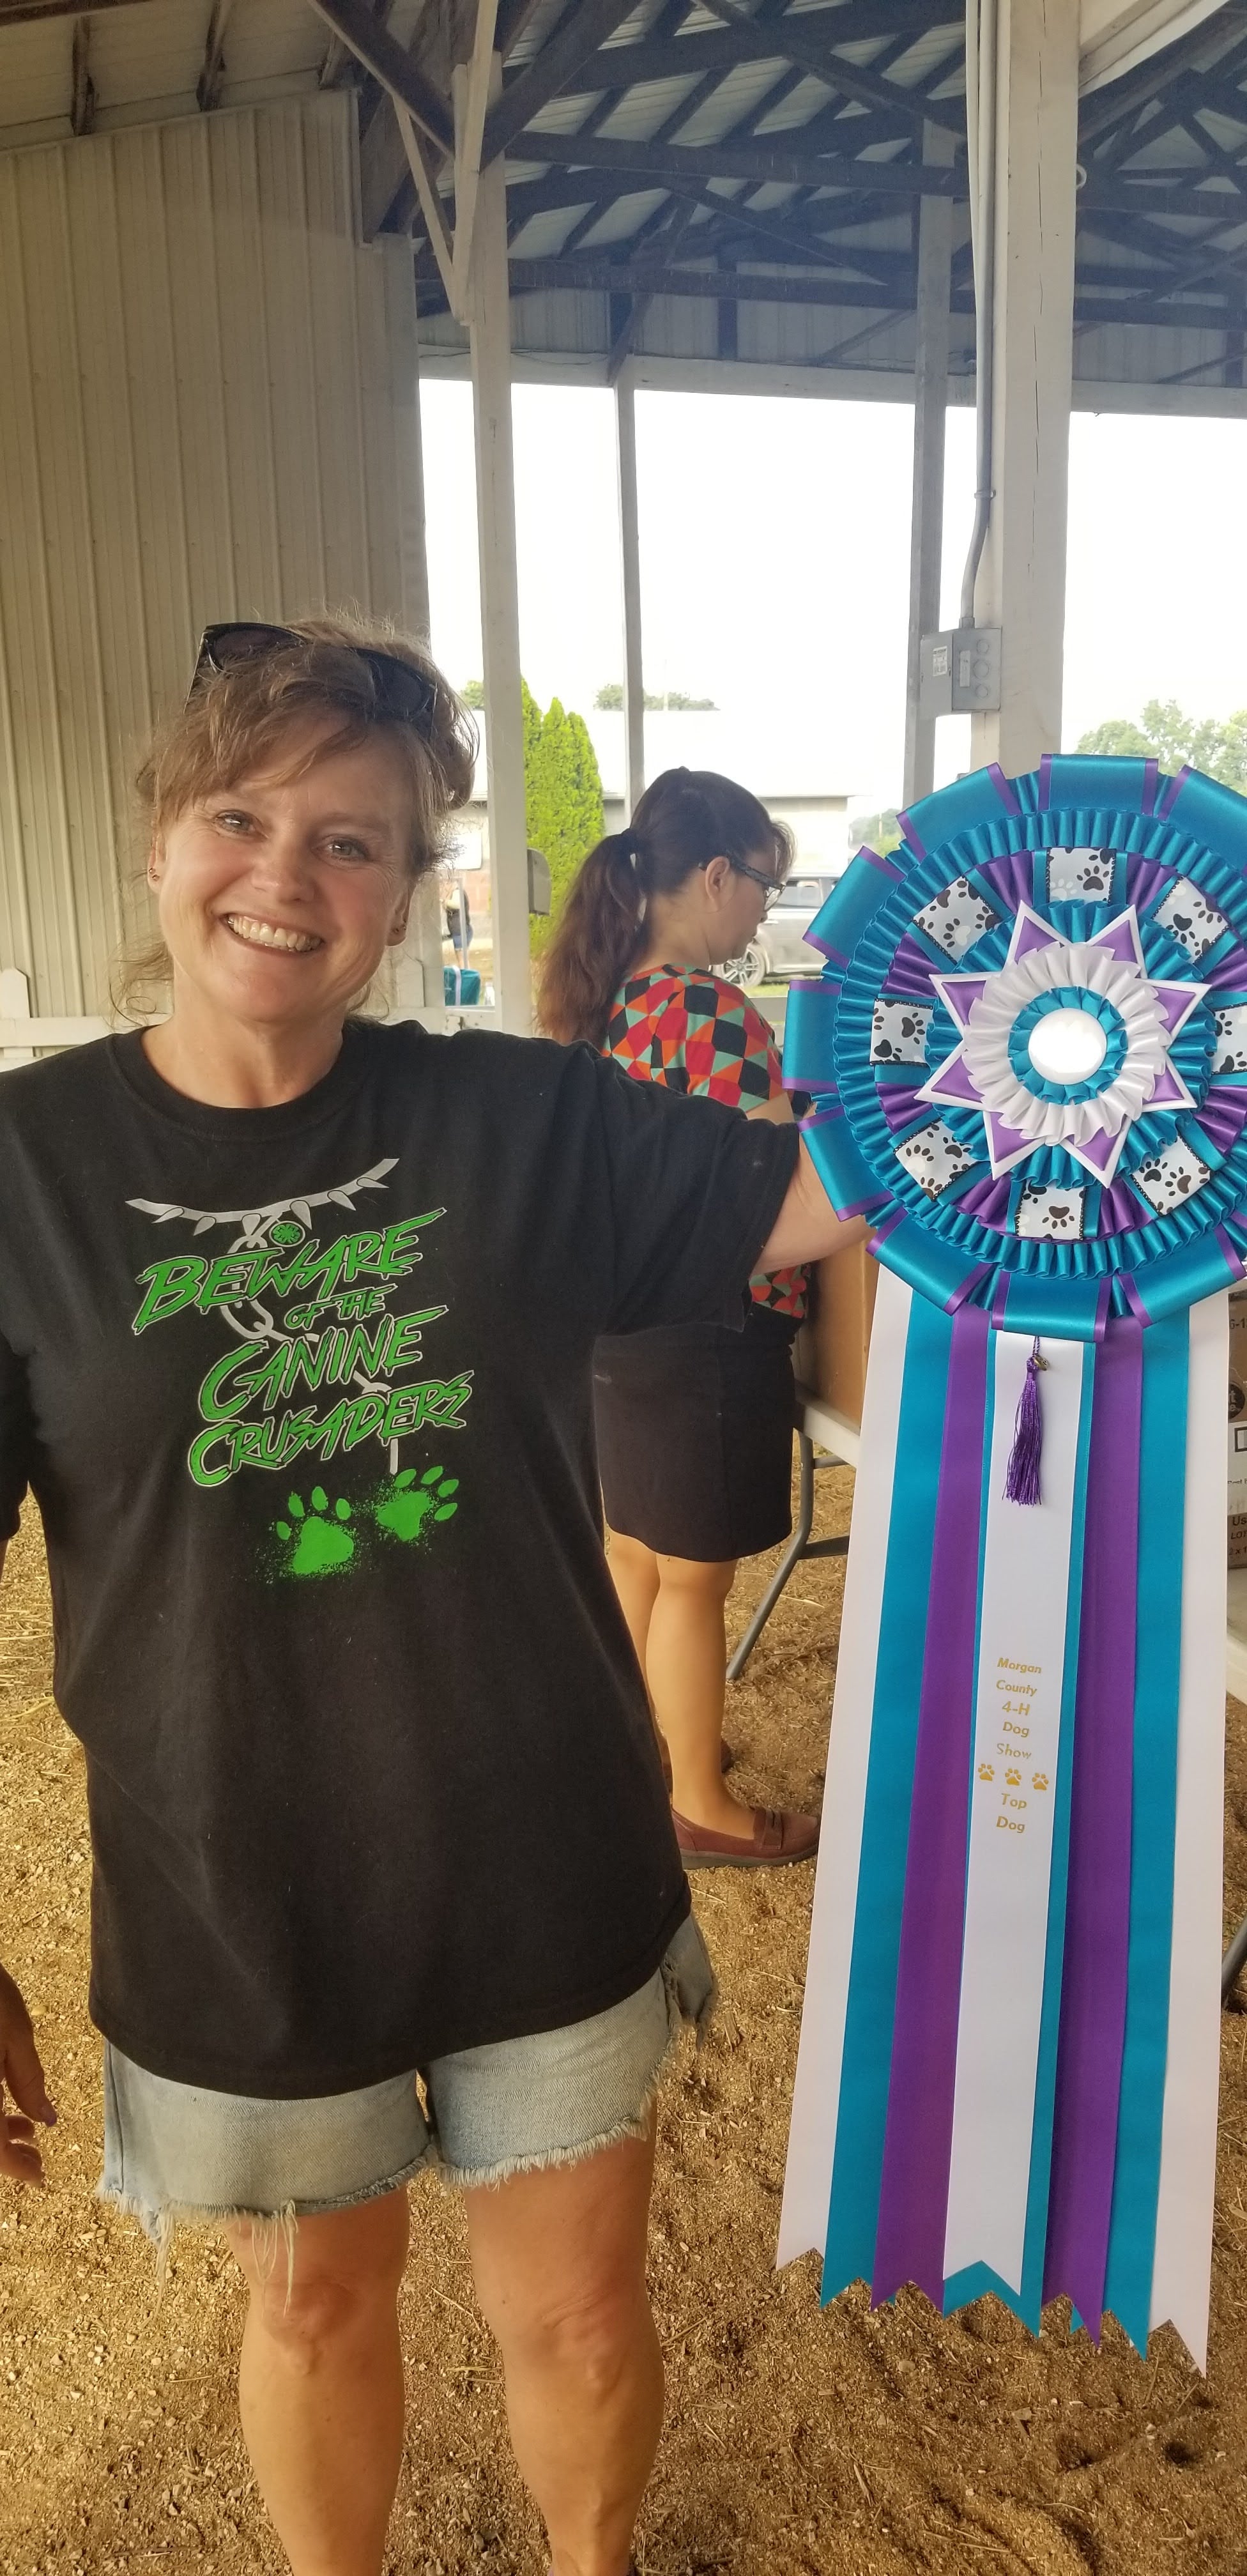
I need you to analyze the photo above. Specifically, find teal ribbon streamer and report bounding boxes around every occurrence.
[822,1294,952,2299]
[1102,1311,1188,2348]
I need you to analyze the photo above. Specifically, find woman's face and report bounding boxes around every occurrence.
[701,848,784,967]
[149,720,417,1041]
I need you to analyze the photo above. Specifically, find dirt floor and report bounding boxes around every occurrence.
[4,1475,1247,2575]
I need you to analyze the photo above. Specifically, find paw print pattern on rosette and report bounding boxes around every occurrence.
[779,754,1247,1337]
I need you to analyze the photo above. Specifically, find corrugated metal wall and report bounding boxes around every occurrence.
[0,92,424,1014]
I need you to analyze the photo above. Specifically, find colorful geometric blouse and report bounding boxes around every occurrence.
[603,967,809,1321]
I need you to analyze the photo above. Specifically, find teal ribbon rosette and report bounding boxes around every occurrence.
[783,753,1247,1335]
[777,753,1240,2368]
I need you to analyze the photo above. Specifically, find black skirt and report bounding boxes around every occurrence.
[593,1303,799,1563]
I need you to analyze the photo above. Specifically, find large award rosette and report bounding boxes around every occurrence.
[778,755,1241,2367]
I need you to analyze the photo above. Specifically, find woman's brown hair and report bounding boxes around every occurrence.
[537,766,792,1047]
[114,612,477,1020]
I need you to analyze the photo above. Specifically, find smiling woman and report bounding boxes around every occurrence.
[0,610,862,2576]
[116,616,476,1046]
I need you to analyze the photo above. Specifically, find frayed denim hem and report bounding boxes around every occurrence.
[437,2085,663,2195]
[96,2144,432,2288]
[439,1930,717,2194]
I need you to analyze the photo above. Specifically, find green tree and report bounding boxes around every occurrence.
[521,675,542,770]
[1075,717,1155,760]
[524,696,606,955]
[850,809,902,857]
[1076,700,1247,793]
[594,681,717,710]
[460,678,486,709]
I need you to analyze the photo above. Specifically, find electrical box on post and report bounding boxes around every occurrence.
[919,626,1002,718]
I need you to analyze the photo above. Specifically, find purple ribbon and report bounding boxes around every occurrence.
[1124,854,1175,913]
[887,936,942,997]
[1043,1315,1142,2335]
[979,851,1032,916]
[871,1302,990,2306]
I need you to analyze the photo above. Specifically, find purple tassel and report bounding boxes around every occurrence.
[1004,1338,1046,1506]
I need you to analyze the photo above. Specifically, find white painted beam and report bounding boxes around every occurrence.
[468,56,532,1036]
[450,0,501,320]
[615,374,645,818]
[903,125,954,808]
[970,0,1080,776]
[383,238,445,1032]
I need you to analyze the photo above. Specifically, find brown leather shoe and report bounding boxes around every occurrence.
[673,1804,820,1869]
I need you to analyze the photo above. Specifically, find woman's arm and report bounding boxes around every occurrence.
[758,1138,869,1269]
[744,1093,795,1127]
[0,1539,57,2184]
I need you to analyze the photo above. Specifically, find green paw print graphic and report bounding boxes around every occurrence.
[274,1487,355,1577]
[373,1464,459,1544]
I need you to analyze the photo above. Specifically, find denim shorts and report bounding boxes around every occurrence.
[100,1915,714,2246]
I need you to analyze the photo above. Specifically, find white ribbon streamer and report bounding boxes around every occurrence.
[942,1333,1087,2292]
[777,1268,912,2266]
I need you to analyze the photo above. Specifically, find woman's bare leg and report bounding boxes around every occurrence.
[464,2126,661,2576]
[226,2188,409,2576]
[645,1553,745,1833]
[606,1529,661,1673]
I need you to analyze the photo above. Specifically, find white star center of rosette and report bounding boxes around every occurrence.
[914,903,1206,1182]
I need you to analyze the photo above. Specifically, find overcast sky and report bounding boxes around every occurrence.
[420,381,1247,818]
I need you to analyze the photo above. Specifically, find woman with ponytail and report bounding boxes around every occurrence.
[539,769,819,1869]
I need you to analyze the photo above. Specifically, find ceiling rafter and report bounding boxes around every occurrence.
[505,129,956,195]
[555,0,821,264]
[692,0,961,138]
[413,245,1247,337]
[0,0,162,20]
[197,0,233,114]
[1078,6,1247,146]
[482,0,646,164]
[305,0,454,152]
[69,12,93,134]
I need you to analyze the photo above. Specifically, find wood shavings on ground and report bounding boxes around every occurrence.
[3,1477,1247,2572]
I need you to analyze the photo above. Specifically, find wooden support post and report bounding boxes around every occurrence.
[615,373,645,820]
[903,125,954,808]
[468,57,531,1033]
[70,16,95,135]
[969,0,1079,774]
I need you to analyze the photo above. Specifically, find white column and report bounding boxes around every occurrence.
[615,373,645,817]
[969,0,1079,774]
[903,129,954,808]
[467,57,531,1034]
[383,237,444,1027]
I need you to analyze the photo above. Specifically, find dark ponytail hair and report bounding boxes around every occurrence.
[537,767,792,1046]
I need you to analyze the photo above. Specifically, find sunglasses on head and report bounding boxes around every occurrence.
[188,622,440,732]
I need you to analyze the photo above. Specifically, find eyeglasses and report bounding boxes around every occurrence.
[188,623,440,732]
[729,856,787,913]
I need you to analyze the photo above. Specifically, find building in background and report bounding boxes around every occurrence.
[459,707,855,878]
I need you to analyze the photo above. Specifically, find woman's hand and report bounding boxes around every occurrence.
[759,1138,869,1270]
[0,1963,56,2186]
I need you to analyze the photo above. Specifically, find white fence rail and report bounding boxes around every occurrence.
[1,968,107,1066]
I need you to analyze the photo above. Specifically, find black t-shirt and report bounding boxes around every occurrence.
[0,1023,798,2095]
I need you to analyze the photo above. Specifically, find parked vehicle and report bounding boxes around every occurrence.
[721,874,836,986]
